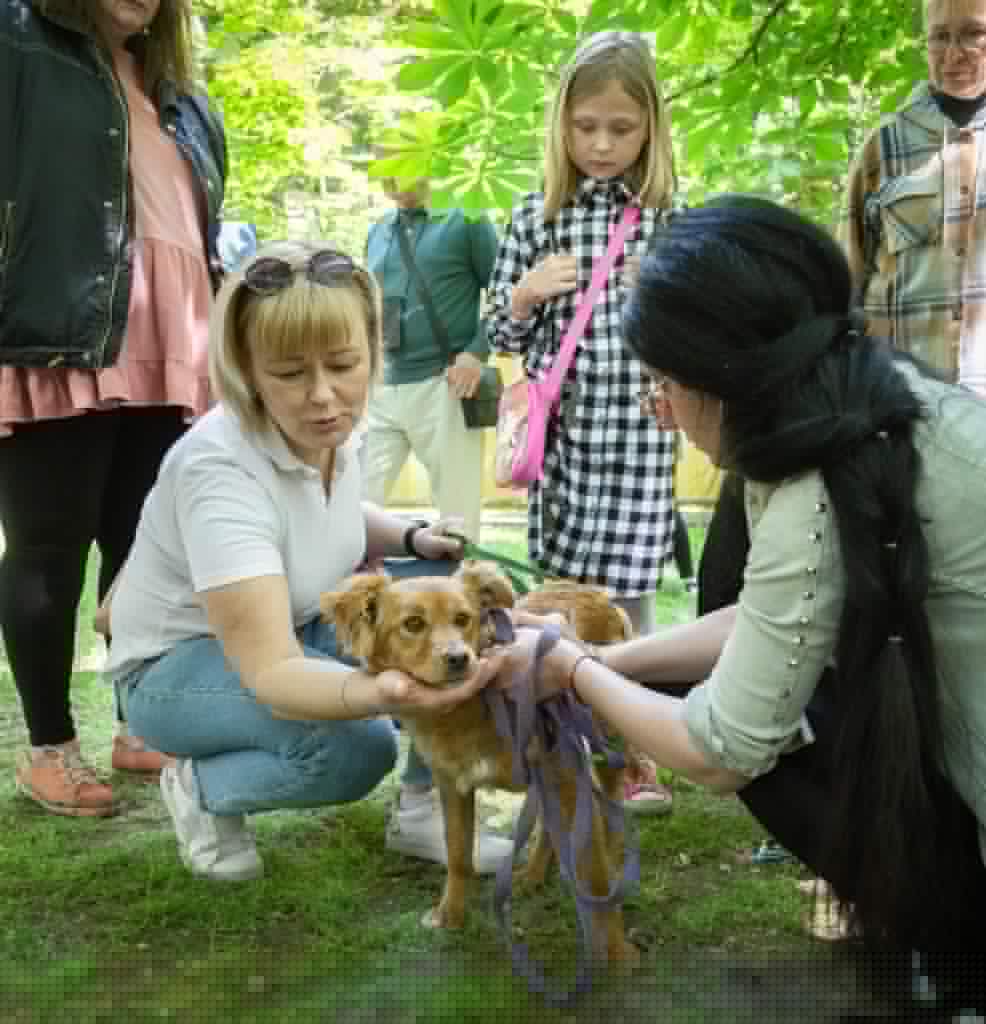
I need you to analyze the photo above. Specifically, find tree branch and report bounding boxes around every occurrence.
[667,0,793,102]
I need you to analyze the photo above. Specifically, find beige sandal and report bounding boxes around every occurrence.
[800,878,852,941]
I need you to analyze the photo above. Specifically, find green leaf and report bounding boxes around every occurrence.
[397,56,463,92]
[475,57,500,92]
[552,10,578,36]
[582,0,644,34]
[435,60,474,107]
[810,133,847,163]
[400,21,460,50]
[433,0,477,44]
[821,79,851,103]
[485,19,529,49]
[868,63,909,88]
[798,82,818,120]
[655,11,690,54]
[684,120,722,160]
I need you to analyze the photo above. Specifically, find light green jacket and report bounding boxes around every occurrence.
[683,365,986,857]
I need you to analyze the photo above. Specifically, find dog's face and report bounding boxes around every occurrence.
[320,561,515,687]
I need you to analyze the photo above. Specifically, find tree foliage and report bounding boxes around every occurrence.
[195,0,926,245]
[377,0,926,224]
[198,0,432,247]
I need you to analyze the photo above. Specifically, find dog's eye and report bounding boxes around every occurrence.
[453,612,473,629]
[403,615,426,633]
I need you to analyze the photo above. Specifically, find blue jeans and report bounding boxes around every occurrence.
[121,558,455,815]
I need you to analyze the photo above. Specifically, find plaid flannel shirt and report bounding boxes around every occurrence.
[487,177,675,596]
[839,82,986,395]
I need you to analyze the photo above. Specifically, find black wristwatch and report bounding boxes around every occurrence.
[402,520,430,558]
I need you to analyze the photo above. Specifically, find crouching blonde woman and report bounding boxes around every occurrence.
[103,243,505,881]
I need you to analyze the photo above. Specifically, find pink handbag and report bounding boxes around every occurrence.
[494,204,642,489]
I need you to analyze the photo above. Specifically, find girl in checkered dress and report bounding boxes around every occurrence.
[488,32,678,635]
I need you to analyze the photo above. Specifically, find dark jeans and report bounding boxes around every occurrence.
[0,407,187,746]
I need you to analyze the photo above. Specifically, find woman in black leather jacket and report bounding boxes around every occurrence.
[0,0,227,816]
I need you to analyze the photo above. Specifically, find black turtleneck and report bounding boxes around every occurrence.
[930,86,986,127]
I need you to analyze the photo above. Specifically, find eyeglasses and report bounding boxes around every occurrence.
[927,26,986,53]
[242,250,357,295]
[638,375,674,426]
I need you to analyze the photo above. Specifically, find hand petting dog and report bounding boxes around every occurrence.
[490,625,586,704]
[376,650,506,716]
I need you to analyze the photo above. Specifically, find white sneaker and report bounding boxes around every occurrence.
[160,759,263,882]
[386,788,515,875]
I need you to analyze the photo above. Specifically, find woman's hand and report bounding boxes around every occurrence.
[510,608,582,643]
[377,649,506,716]
[411,518,468,560]
[491,627,584,703]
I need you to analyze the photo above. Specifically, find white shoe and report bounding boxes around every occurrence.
[160,759,263,882]
[385,789,515,875]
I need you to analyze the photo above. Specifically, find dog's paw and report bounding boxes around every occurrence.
[421,904,464,930]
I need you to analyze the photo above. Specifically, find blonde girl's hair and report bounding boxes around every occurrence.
[210,240,383,434]
[38,0,198,93]
[543,31,676,220]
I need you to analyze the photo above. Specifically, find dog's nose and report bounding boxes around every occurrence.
[446,650,470,674]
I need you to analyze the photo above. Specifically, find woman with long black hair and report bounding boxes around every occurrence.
[497,195,986,1019]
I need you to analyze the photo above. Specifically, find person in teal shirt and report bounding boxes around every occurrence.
[362,176,509,873]
[362,177,498,542]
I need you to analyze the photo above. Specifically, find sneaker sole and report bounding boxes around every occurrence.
[188,860,264,882]
[15,779,117,818]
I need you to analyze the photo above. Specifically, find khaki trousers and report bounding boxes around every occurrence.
[362,375,484,541]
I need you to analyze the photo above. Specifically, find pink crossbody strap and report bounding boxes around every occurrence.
[539,202,641,406]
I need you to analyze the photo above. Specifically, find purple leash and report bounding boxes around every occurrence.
[481,609,641,1007]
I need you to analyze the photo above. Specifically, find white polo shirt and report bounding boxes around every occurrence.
[105,404,367,681]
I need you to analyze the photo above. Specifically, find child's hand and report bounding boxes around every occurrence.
[512,254,577,317]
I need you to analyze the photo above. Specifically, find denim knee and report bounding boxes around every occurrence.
[284,716,398,806]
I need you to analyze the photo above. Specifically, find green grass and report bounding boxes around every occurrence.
[0,532,875,1023]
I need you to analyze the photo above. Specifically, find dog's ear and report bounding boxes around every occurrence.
[320,573,390,660]
[455,559,516,612]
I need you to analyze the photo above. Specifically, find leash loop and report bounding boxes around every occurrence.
[482,609,640,1007]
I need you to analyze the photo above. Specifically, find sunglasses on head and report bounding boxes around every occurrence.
[242,249,357,296]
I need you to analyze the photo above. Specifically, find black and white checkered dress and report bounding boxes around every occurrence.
[488,177,676,597]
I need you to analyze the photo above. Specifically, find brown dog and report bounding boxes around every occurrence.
[321,561,639,967]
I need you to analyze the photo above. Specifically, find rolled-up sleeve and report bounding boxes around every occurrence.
[684,472,845,778]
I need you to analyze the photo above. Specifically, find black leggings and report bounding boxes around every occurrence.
[0,407,187,746]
